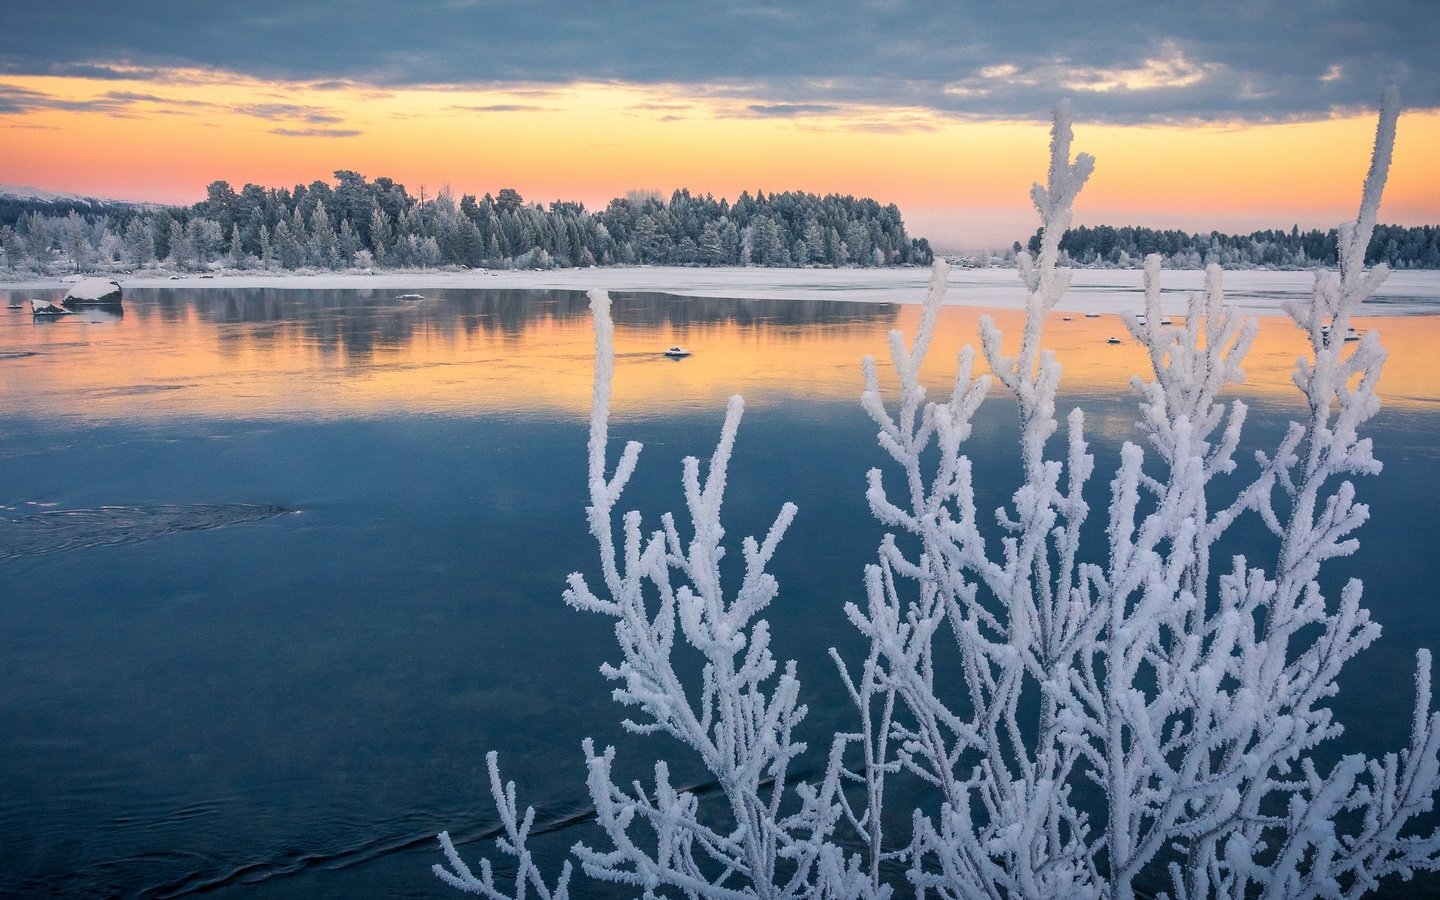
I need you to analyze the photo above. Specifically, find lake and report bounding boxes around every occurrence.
[2,280,1440,897]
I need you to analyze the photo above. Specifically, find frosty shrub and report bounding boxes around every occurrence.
[436,91,1440,898]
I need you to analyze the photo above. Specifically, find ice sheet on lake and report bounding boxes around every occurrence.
[9,266,1432,316]
[0,502,293,559]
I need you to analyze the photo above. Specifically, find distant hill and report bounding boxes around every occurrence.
[0,185,166,229]
[0,183,161,208]
[0,184,124,204]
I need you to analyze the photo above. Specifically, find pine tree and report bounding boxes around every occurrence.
[309,200,339,269]
[186,218,221,265]
[0,226,24,270]
[291,207,308,266]
[699,222,723,264]
[228,225,244,268]
[273,218,302,269]
[455,218,483,267]
[258,223,275,270]
[369,202,391,263]
[339,219,359,267]
[61,211,90,273]
[123,218,155,267]
[802,220,826,264]
[169,217,194,269]
[845,220,871,265]
[23,211,50,271]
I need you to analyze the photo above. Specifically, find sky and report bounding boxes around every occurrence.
[1,1,1438,250]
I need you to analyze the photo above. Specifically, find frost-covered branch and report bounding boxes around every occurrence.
[440,89,1440,900]
[856,89,1440,900]
[433,751,573,899]
[442,286,871,899]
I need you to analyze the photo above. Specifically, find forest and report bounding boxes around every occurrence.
[1023,221,1440,268]
[0,173,933,273]
[4,172,1435,274]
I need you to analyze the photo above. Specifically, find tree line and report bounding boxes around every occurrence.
[1023,222,1440,269]
[0,172,933,273]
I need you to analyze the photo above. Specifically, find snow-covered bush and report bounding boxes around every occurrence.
[436,91,1440,898]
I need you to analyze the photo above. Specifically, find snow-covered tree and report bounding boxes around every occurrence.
[339,218,360,267]
[187,217,223,265]
[60,211,90,272]
[229,225,245,268]
[437,91,1440,899]
[167,217,194,269]
[309,199,339,269]
[95,229,123,267]
[273,218,302,269]
[23,211,51,271]
[0,225,24,270]
[123,217,155,268]
[258,223,275,270]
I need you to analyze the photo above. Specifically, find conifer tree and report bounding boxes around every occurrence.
[123,217,155,268]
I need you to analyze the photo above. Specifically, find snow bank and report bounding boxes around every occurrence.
[7,266,1440,316]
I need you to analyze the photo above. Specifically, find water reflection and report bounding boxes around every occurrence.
[136,287,898,346]
[0,288,922,423]
[72,303,124,324]
[1,287,1437,427]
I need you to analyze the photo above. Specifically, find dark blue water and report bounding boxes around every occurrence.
[1,287,1437,896]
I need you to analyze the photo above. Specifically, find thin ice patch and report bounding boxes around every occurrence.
[0,503,293,559]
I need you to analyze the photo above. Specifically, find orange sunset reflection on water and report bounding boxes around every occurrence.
[1,287,1437,428]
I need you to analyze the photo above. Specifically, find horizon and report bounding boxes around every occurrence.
[2,3,1438,250]
[13,173,1436,258]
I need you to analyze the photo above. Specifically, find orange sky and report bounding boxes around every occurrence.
[3,73,1438,249]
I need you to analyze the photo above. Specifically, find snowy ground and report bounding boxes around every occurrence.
[7,265,1440,316]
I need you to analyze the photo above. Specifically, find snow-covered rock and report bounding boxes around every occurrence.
[31,298,71,316]
[63,278,122,305]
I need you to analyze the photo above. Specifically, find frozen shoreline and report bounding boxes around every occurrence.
[5,265,1439,316]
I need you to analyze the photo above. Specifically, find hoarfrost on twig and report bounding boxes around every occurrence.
[436,87,1440,900]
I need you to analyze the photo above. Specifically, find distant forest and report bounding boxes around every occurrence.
[0,171,933,273]
[1022,222,1440,269]
[3,173,1435,274]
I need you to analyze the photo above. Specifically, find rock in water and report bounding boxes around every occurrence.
[63,277,122,306]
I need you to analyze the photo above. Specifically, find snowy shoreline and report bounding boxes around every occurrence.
[5,265,1439,316]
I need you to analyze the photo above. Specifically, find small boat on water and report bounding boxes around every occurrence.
[1084,312,1100,318]
[663,346,692,358]
[397,293,426,302]
[32,298,73,316]
[1321,323,1361,342]
[1160,317,1173,325]
[6,302,22,309]
[1106,336,1122,345]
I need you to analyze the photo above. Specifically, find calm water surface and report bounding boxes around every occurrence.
[2,286,1439,896]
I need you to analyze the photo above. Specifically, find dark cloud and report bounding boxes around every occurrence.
[0,82,138,115]
[0,1,1435,122]
[232,102,342,123]
[741,103,843,117]
[269,127,362,137]
[0,82,349,124]
[447,103,551,113]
